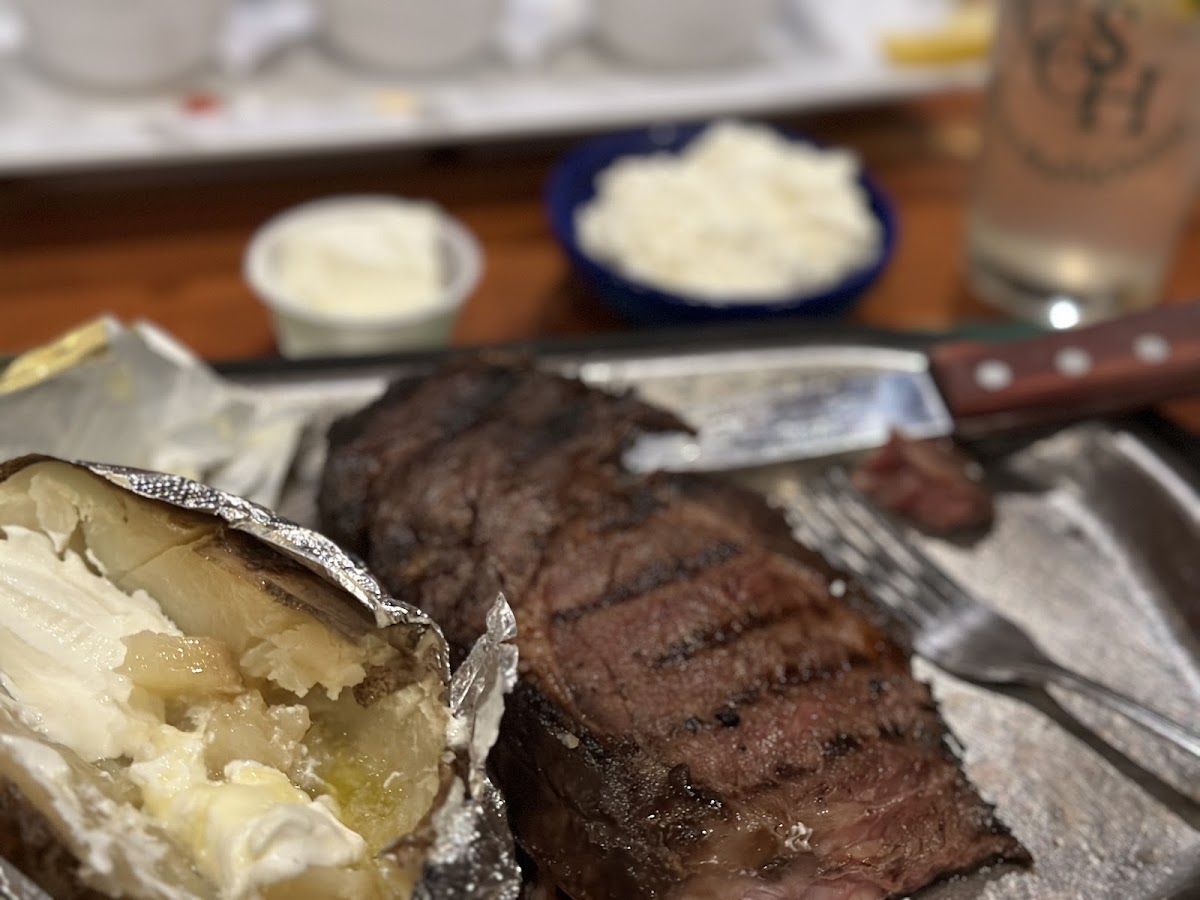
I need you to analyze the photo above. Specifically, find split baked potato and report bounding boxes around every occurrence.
[0,457,506,900]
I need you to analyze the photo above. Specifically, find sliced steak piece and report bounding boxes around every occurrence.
[851,432,994,534]
[319,357,1029,900]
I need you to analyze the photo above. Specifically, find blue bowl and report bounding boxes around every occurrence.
[545,123,898,327]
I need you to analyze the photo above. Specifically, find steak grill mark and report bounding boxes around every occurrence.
[652,605,808,669]
[552,541,741,625]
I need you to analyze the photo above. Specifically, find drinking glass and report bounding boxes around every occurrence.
[964,0,1200,329]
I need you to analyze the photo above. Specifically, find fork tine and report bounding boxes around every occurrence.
[798,511,928,639]
[820,488,968,621]
[813,469,970,616]
[799,492,876,574]
[815,504,929,607]
[820,470,938,574]
[797,482,935,632]
[802,481,897,577]
[804,474,929,587]
[834,504,982,617]
[802,468,982,630]
[801,490,896,583]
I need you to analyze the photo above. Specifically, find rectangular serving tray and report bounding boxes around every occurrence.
[0,0,983,177]
[222,328,1200,900]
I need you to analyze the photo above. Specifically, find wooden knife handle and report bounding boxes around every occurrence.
[929,302,1200,436]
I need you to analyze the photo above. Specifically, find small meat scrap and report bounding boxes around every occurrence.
[852,431,994,534]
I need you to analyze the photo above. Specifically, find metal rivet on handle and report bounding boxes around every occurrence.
[1054,347,1092,378]
[975,359,1013,392]
[1133,333,1170,364]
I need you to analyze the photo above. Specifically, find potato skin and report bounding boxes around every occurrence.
[0,780,105,900]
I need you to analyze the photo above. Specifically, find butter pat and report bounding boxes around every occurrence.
[271,203,444,321]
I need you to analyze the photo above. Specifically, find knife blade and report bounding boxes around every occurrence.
[622,300,1200,473]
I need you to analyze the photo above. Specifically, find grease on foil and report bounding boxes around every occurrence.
[2,459,522,900]
[0,318,305,509]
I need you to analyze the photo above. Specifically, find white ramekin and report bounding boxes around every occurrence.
[594,0,777,68]
[315,0,505,72]
[244,195,483,359]
[12,0,230,92]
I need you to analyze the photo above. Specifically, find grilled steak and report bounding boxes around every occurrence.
[319,357,1029,900]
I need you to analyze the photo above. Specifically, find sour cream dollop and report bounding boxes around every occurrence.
[270,202,445,321]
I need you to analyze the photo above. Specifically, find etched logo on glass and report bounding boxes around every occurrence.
[996,0,1188,181]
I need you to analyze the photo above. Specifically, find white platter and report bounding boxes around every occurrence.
[0,0,986,176]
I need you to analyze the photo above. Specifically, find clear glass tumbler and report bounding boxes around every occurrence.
[964,0,1200,329]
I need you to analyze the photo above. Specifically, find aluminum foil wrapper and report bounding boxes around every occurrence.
[0,318,306,509]
[0,858,46,900]
[0,457,522,900]
[413,602,520,898]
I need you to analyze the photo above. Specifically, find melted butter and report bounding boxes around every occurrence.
[130,728,365,899]
[319,749,408,854]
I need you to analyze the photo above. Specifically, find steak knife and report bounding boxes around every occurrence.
[623,301,1200,473]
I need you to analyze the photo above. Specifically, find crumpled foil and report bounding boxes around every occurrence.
[413,601,520,900]
[448,601,520,799]
[0,858,43,900]
[0,457,522,900]
[0,318,306,509]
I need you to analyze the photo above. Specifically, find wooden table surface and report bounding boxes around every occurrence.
[1,90,1198,395]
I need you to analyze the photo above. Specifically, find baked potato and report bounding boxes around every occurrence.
[0,457,514,900]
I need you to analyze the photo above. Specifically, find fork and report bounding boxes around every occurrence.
[794,468,1200,762]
